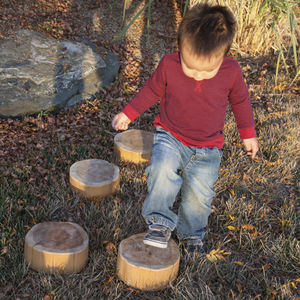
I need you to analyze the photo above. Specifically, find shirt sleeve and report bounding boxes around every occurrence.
[122,56,167,122]
[229,65,256,139]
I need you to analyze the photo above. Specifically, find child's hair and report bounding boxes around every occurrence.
[177,3,236,57]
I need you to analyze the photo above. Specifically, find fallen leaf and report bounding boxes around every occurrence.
[242,224,256,232]
[237,283,242,293]
[229,215,236,221]
[291,282,297,290]
[105,242,116,255]
[1,246,8,255]
[262,263,271,270]
[105,276,113,285]
[234,261,245,266]
[22,294,30,297]
[206,243,231,263]
[227,226,236,231]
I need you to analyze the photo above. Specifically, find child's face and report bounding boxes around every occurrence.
[180,43,225,81]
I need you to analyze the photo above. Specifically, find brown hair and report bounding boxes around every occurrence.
[178,3,236,57]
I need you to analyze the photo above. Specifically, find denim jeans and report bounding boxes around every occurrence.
[142,126,222,240]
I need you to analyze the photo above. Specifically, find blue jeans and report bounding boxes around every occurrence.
[142,127,222,240]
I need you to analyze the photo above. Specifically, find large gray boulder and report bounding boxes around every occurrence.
[0,29,120,117]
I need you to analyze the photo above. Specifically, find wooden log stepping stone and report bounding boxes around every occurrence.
[117,233,180,291]
[69,159,119,198]
[114,129,154,163]
[24,222,88,274]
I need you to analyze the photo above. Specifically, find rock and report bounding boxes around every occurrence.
[0,29,120,117]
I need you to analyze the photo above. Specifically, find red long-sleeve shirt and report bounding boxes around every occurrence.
[122,52,255,148]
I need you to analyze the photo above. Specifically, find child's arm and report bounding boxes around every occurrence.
[228,63,258,159]
[112,55,167,131]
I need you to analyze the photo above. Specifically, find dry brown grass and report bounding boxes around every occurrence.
[0,73,299,299]
[0,0,299,299]
[189,0,298,56]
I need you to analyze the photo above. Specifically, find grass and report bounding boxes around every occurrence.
[0,75,299,299]
[116,0,299,87]
[188,0,300,85]
[0,0,299,299]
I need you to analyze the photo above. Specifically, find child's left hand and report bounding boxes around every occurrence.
[242,137,258,159]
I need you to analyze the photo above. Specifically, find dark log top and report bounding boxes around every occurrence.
[70,159,119,186]
[114,129,154,153]
[26,222,88,253]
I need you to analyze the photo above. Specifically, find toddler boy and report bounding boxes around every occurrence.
[112,3,258,255]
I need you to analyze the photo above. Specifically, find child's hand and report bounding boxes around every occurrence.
[112,112,131,131]
[242,137,258,159]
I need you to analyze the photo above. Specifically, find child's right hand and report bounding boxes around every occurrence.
[112,112,131,131]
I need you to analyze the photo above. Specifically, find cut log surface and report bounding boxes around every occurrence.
[114,129,154,163]
[117,233,180,290]
[70,159,119,198]
[24,222,88,274]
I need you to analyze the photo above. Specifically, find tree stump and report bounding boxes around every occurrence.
[69,159,119,198]
[114,129,154,163]
[117,233,180,290]
[24,222,88,274]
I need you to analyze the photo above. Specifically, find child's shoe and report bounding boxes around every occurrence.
[184,238,205,258]
[143,224,171,248]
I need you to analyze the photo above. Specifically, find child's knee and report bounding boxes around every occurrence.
[152,159,179,176]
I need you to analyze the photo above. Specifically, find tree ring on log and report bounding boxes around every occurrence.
[114,129,154,163]
[24,222,88,274]
[70,159,119,198]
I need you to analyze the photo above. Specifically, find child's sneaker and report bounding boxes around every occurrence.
[143,224,171,248]
[184,238,205,258]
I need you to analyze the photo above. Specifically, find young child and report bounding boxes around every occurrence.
[112,3,258,255]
